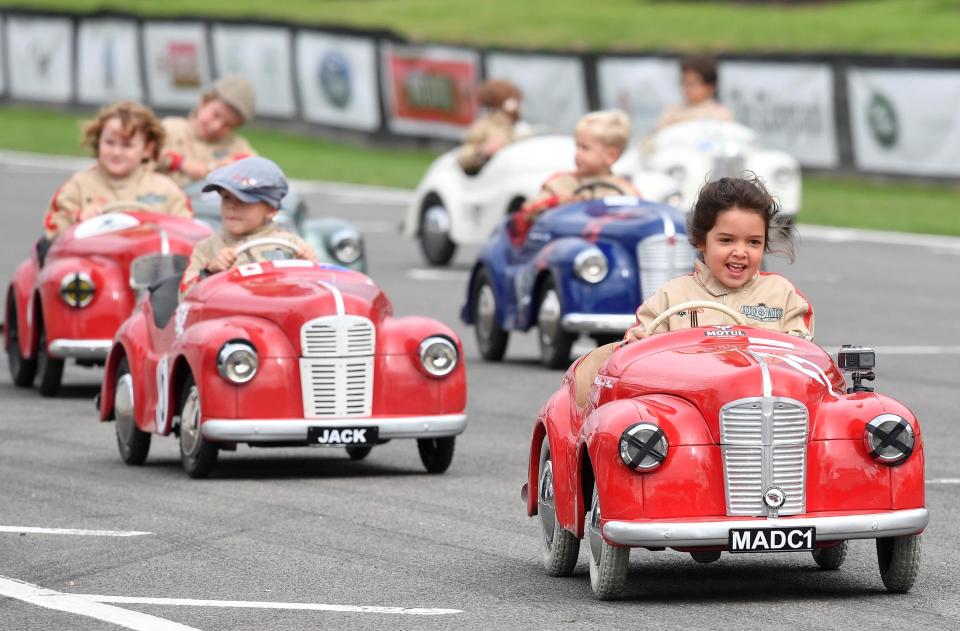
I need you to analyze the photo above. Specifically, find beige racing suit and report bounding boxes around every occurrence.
[655,98,735,131]
[457,110,516,174]
[156,116,256,186]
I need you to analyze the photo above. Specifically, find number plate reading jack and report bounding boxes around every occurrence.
[729,527,815,553]
[307,426,378,446]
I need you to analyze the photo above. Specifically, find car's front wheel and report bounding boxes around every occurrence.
[419,201,456,266]
[6,295,36,387]
[877,534,921,593]
[812,541,848,570]
[179,374,219,479]
[587,482,629,600]
[35,322,64,397]
[537,277,576,369]
[472,268,509,361]
[114,357,150,465]
[417,437,455,474]
[538,439,579,576]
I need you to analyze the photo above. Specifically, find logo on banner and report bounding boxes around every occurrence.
[389,54,476,125]
[166,41,201,88]
[319,50,351,109]
[29,39,61,78]
[867,92,898,148]
[729,89,824,141]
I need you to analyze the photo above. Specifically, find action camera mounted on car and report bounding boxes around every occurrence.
[838,345,876,393]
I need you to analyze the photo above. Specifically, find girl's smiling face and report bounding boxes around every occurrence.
[97,116,152,178]
[698,207,766,289]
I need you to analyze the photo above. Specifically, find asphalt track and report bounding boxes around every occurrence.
[1,153,958,630]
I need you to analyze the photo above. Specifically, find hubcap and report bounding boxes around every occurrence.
[587,490,603,565]
[538,459,557,548]
[476,284,497,340]
[422,205,451,251]
[538,289,562,349]
[114,373,136,443]
[180,386,202,456]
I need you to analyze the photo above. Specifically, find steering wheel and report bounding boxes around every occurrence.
[645,300,747,334]
[572,181,626,199]
[99,200,155,214]
[234,237,301,260]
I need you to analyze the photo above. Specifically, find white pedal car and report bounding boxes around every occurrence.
[404,135,679,266]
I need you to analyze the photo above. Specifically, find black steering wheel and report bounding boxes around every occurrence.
[572,181,627,199]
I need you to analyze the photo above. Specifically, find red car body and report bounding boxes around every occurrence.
[97,260,467,478]
[4,212,210,396]
[525,325,927,599]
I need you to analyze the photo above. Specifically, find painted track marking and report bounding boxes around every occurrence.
[927,479,960,484]
[74,595,463,616]
[407,268,470,281]
[0,526,152,537]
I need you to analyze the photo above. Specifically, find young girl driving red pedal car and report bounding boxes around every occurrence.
[573,175,812,405]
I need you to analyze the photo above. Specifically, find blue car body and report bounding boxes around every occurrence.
[462,197,697,359]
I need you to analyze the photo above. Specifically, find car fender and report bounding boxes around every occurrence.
[528,387,580,531]
[6,256,39,356]
[745,150,801,215]
[99,311,151,423]
[405,151,464,239]
[36,255,131,343]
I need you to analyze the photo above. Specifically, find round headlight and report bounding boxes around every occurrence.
[418,336,458,378]
[573,247,608,284]
[772,166,796,189]
[619,423,668,471]
[60,272,95,308]
[217,341,258,384]
[331,229,363,264]
[864,414,914,465]
[667,165,686,184]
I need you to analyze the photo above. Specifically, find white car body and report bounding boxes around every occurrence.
[404,134,679,265]
[621,119,802,217]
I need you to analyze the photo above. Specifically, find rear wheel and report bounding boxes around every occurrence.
[877,534,921,593]
[587,482,629,600]
[812,541,848,570]
[419,201,456,266]
[417,437,455,474]
[472,268,509,361]
[114,357,151,465]
[6,295,36,387]
[345,445,373,461]
[179,375,218,478]
[537,277,575,369]
[538,440,580,576]
[35,322,64,397]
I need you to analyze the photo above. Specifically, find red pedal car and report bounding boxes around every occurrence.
[5,208,210,396]
[524,301,927,599]
[97,241,467,478]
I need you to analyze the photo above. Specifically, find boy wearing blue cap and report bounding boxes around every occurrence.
[179,156,316,299]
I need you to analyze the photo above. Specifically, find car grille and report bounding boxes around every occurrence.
[129,254,189,291]
[636,234,697,301]
[711,154,747,180]
[720,397,809,516]
[299,315,375,418]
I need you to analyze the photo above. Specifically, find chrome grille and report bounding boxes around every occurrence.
[129,254,188,291]
[299,315,375,418]
[711,154,747,180]
[637,234,697,301]
[720,397,808,516]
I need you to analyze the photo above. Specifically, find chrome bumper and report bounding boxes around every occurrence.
[201,413,467,442]
[560,313,635,334]
[602,508,929,547]
[48,339,112,360]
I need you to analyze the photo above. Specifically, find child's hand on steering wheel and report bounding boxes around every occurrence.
[620,324,650,346]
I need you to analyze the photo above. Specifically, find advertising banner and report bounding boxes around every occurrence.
[381,42,479,138]
[211,24,296,119]
[296,31,380,131]
[485,53,587,134]
[77,18,143,104]
[0,15,5,96]
[848,67,960,176]
[5,15,73,102]
[719,61,838,168]
[142,21,211,110]
[597,56,681,139]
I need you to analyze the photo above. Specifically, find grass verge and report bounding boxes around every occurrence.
[1,106,957,236]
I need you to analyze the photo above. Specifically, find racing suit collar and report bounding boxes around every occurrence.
[693,259,760,297]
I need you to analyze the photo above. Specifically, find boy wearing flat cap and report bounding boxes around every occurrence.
[179,157,317,299]
[157,75,257,186]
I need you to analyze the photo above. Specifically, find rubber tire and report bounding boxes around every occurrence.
[877,534,921,593]
[346,445,373,461]
[690,551,721,564]
[417,437,455,474]
[472,267,509,361]
[538,440,580,576]
[6,295,36,387]
[537,277,576,370]
[35,323,64,397]
[419,201,457,267]
[114,358,151,465]
[587,482,629,600]
[179,374,219,479]
[812,541,848,570]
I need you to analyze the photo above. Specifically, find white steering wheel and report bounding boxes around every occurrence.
[645,300,747,334]
[234,237,300,259]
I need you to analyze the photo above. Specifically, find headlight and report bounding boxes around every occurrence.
[60,272,95,308]
[573,247,608,284]
[864,414,914,465]
[331,229,363,264]
[217,341,258,384]
[667,165,686,184]
[772,166,796,189]
[619,423,668,471]
[418,336,458,377]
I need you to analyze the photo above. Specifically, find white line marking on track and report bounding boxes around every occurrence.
[927,479,960,484]
[799,224,960,252]
[406,268,470,281]
[0,526,152,537]
[74,595,463,616]
[0,576,198,631]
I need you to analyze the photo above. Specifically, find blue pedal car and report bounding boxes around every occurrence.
[461,197,698,368]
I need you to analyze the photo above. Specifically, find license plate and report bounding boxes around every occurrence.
[728,527,815,553]
[307,426,378,446]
